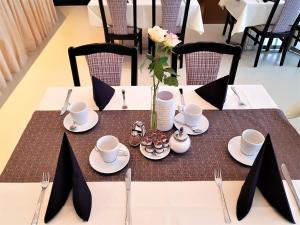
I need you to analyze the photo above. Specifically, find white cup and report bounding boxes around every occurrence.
[183,104,203,127]
[240,129,265,156]
[96,135,127,163]
[69,102,89,125]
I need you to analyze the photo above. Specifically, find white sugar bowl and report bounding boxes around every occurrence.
[169,127,191,153]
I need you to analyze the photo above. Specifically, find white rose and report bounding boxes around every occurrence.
[148,26,168,43]
[163,33,181,48]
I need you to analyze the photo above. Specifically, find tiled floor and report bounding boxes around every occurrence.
[0,6,299,173]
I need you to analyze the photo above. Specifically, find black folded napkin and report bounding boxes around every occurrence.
[92,76,115,111]
[236,134,295,223]
[194,75,229,110]
[44,133,92,223]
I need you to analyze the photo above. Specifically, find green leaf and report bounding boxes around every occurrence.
[146,54,154,61]
[158,56,168,66]
[154,63,164,82]
[148,62,155,72]
[164,67,177,76]
[163,76,178,87]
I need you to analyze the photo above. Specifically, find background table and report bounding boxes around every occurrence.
[2,85,300,225]
[87,0,204,34]
[218,0,285,35]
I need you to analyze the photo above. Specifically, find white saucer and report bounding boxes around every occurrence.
[174,112,209,135]
[139,145,170,160]
[228,136,258,166]
[63,110,98,132]
[89,143,130,174]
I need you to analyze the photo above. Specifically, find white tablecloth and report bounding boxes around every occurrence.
[218,0,285,35]
[3,85,299,225]
[87,0,204,34]
[1,181,300,225]
[38,85,277,111]
[0,0,57,93]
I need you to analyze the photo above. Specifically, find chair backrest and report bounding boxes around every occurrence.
[260,0,280,33]
[68,43,138,86]
[86,53,124,86]
[98,0,137,39]
[172,42,242,85]
[161,0,182,34]
[272,0,300,33]
[107,0,128,34]
[152,0,190,40]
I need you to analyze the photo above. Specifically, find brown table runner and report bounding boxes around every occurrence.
[1,109,299,182]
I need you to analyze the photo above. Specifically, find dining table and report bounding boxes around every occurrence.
[87,0,204,34]
[218,0,285,35]
[1,84,300,225]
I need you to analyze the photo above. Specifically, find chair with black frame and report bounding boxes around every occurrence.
[222,11,236,44]
[98,0,142,54]
[172,42,242,85]
[68,43,138,86]
[148,0,191,68]
[240,0,300,67]
[292,25,300,47]
[279,15,300,67]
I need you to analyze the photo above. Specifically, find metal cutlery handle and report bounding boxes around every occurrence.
[231,87,241,101]
[65,88,72,102]
[231,87,246,106]
[60,89,72,115]
[125,189,131,225]
[31,189,46,225]
[122,89,128,109]
[218,186,231,224]
[281,164,300,209]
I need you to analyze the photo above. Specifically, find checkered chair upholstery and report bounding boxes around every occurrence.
[161,0,182,34]
[185,51,222,85]
[107,0,128,34]
[272,0,300,33]
[86,53,124,86]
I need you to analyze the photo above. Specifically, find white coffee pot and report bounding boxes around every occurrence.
[169,127,191,153]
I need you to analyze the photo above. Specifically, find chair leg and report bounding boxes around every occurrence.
[240,27,249,50]
[254,37,265,67]
[223,12,230,36]
[298,59,300,67]
[266,38,273,51]
[134,37,138,47]
[279,44,288,66]
[139,34,143,54]
[179,54,183,68]
[294,31,300,46]
[279,39,285,53]
[254,33,259,45]
[226,17,234,44]
[148,38,152,54]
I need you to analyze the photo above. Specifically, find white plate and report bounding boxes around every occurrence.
[174,112,209,135]
[139,145,170,160]
[89,143,130,174]
[228,136,258,166]
[63,110,98,132]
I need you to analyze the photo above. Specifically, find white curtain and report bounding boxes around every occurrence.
[0,0,57,93]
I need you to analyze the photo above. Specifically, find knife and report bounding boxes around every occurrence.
[125,168,131,225]
[60,89,72,116]
[179,88,185,106]
[281,163,300,209]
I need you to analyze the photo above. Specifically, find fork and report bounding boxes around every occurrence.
[214,169,231,224]
[231,87,246,106]
[122,89,128,109]
[31,172,50,225]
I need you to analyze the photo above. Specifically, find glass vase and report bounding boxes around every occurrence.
[150,85,157,130]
